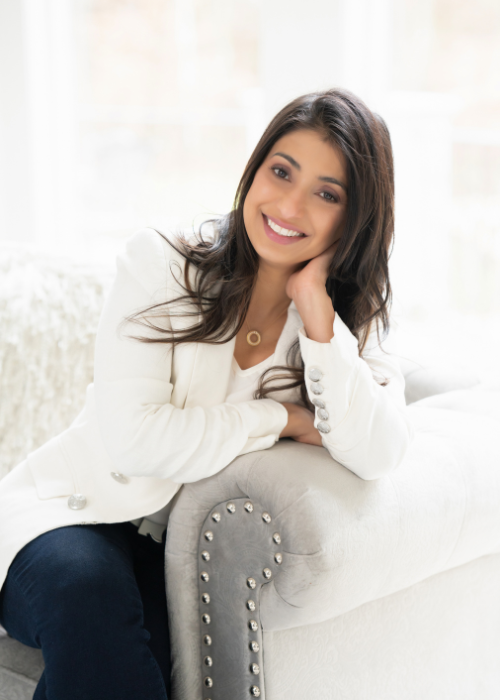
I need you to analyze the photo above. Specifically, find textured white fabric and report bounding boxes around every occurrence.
[263,553,500,699]
[0,244,114,480]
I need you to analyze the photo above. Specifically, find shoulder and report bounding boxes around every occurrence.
[118,227,193,299]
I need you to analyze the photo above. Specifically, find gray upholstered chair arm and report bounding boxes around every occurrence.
[399,356,480,404]
[165,407,500,700]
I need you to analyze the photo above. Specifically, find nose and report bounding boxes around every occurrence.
[276,184,307,221]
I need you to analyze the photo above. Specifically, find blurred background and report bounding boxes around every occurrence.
[0,0,499,380]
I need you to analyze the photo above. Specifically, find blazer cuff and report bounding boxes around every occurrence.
[298,312,360,429]
[231,397,289,441]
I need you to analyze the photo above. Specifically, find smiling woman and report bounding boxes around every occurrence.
[0,88,413,700]
[130,89,396,410]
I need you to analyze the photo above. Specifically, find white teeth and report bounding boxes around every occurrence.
[267,217,304,237]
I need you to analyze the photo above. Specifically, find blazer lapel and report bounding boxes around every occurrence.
[183,334,236,409]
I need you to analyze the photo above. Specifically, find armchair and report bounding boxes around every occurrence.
[1,242,499,700]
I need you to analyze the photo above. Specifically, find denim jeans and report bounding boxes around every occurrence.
[0,522,171,699]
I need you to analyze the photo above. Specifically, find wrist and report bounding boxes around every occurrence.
[279,402,299,438]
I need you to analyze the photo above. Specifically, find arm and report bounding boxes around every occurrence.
[286,245,414,480]
[93,229,288,483]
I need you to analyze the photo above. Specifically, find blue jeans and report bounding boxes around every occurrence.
[0,522,171,699]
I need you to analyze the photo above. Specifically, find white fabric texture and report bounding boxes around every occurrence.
[0,243,114,480]
[263,553,500,699]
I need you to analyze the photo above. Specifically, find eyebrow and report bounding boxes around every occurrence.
[272,151,348,192]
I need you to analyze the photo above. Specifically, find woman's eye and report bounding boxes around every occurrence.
[272,166,288,179]
[320,191,338,203]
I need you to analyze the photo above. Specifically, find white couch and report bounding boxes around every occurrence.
[1,243,499,700]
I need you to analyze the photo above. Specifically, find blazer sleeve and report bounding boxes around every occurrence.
[298,313,415,480]
[93,229,288,484]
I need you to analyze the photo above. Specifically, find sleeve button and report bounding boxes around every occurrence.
[310,383,324,395]
[317,408,329,420]
[308,367,323,382]
[312,398,325,409]
[317,421,331,434]
[111,472,129,484]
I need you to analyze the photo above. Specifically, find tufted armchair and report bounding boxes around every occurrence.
[1,242,500,700]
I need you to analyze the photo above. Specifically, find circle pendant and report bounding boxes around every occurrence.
[246,330,261,346]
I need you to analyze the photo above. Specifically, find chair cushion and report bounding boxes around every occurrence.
[0,626,43,699]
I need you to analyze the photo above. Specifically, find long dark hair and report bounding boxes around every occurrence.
[127,88,395,409]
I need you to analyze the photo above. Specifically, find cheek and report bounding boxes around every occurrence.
[247,170,277,210]
[314,208,346,247]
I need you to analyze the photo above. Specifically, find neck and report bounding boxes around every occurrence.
[247,259,297,322]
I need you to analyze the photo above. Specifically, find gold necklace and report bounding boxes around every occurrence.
[244,306,289,347]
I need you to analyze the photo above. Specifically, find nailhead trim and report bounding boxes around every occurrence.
[198,499,277,698]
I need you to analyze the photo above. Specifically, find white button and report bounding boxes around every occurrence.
[310,383,324,395]
[312,398,325,409]
[317,421,331,434]
[68,494,87,510]
[317,408,329,420]
[308,367,323,382]
[111,472,129,484]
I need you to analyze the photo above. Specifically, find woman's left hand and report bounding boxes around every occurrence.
[285,238,340,343]
[285,238,340,301]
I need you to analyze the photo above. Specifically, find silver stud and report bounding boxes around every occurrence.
[263,568,272,579]
[203,635,212,646]
[247,600,256,611]
[273,533,281,545]
[244,501,254,513]
[212,512,221,523]
[249,640,260,652]
[250,663,260,675]
[67,494,87,510]
[274,553,283,564]
[308,367,323,382]
[248,619,258,632]
[110,472,129,484]
[202,593,210,604]
[226,502,236,513]
[200,571,210,582]
[317,421,331,434]
[262,512,272,524]
[204,676,213,688]
[204,530,214,542]
[250,686,261,697]
[201,550,210,561]
[310,383,324,395]
[312,397,326,409]
[202,614,211,624]
[247,577,257,589]
[204,656,213,667]
[317,408,329,421]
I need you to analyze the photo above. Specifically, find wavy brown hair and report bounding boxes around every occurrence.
[127,88,395,409]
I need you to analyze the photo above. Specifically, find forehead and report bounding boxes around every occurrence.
[268,129,347,179]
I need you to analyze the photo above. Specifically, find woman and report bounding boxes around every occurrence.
[0,88,413,699]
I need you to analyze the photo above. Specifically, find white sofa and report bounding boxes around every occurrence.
[1,243,499,700]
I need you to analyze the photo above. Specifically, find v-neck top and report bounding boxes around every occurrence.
[225,301,303,405]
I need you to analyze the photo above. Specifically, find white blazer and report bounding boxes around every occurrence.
[0,228,414,590]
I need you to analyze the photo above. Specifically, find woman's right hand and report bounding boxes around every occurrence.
[279,402,323,446]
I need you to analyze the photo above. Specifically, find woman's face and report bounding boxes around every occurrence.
[243,128,348,270]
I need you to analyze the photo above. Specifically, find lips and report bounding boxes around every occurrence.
[261,213,307,246]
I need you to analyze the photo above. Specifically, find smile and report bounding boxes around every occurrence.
[262,214,307,246]
[266,216,305,237]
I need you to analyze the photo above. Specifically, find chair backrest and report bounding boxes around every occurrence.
[0,244,114,479]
